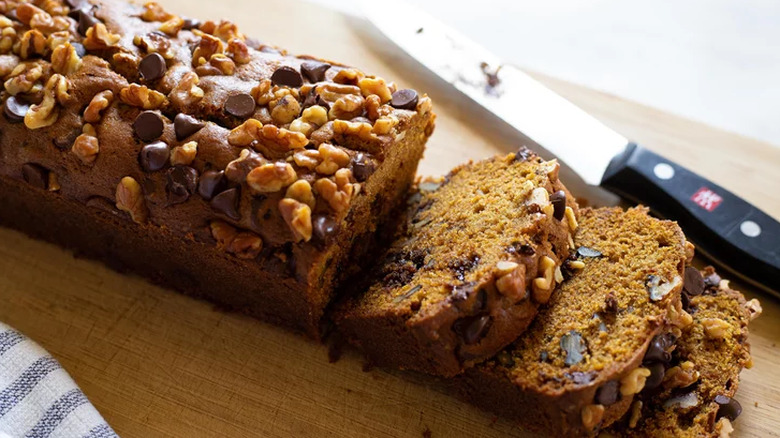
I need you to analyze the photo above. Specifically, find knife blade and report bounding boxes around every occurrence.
[361,1,780,295]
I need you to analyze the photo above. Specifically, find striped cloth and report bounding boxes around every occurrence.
[0,323,117,438]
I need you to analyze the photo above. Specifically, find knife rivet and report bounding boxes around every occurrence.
[740,220,761,238]
[653,163,675,180]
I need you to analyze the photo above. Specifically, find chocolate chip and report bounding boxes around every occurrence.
[704,272,722,289]
[644,333,676,363]
[560,330,587,366]
[4,96,29,123]
[71,42,87,58]
[139,53,167,81]
[576,246,602,258]
[300,61,330,83]
[133,111,165,142]
[211,187,241,220]
[714,395,742,421]
[182,17,201,30]
[495,351,515,368]
[390,89,419,110]
[550,190,566,221]
[452,314,491,345]
[271,66,303,87]
[302,89,330,110]
[53,129,80,150]
[21,164,48,189]
[198,169,226,200]
[683,266,705,297]
[166,166,198,204]
[644,362,666,391]
[351,153,375,183]
[513,147,534,162]
[224,94,256,118]
[71,7,99,36]
[139,142,170,172]
[174,113,205,141]
[313,214,338,242]
[595,380,620,406]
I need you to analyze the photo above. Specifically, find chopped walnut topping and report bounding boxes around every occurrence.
[358,77,392,103]
[628,401,643,429]
[258,124,308,154]
[744,298,762,321]
[565,206,578,231]
[133,32,173,59]
[72,127,99,165]
[15,4,45,26]
[718,418,734,438]
[0,26,17,54]
[332,68,365,85]
[365,94,381,120]
[50,42,82,75]
[170,141,198,166]
[285,179,315,208]
[226,38,250,64]
[120,84,168,110]
[279,198,313,242]
[46,31,69,51]
[210,220,238,248]
[19,29,46,59]
[228,119,262,146]
[83,90,113,123]
[581,404,604,430]
[115,176,148,223]
[246,162,297,193]
[168,71,204,106]
[84,23,121,50]
[225,149,266,183]
[141,2,174,22]
[201,20,244,42]
[270,94,301,125]
[192,33,224,67]
[314,168,356,213]
[292,149,321,171]
[531,255,556,304]
[315,82,361,105]
[289,105,327,136]
[663,361,700,389]
[495,261,526,302]
[332,120,376,142]
[329,94,365,120]
[620,367,651,396]
[40,0,68,17]
[250,79,273,105]
[210,221,263,259]
[25,74,69,129]
[159,16,184,36]
[702,318,731,340]
[309,121,335,146]
[667,300,694,329]
[315,143,350,175]
[4,63,43,95]
[371,116,398,135]
[204,53,235,75]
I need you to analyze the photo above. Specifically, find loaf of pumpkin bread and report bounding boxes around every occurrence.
[0,0,434,337]
[455,207,689,436]
[333,150,579,377]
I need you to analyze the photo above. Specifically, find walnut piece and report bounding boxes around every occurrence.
[116,176,148,224]
[744,298,762,321]
[531,256,556,304]
[83,90,113,123]
[246,162,297,193]
[192,33,224,67]
[332,68,365,85]
[292,149,321,171]
[581,404,604,431]
[206,53,235,75]
[210,221,263,259]
[279,198,313,242]
[72,129,99,165]
[285,179,315,208]
[270,94,301,125]
[620,367,651,396]
[159,16,184,36]
[225,149,266,183]
[258,124,308,154]
[120,84,168,110]
[133,32,173,59]
[329,94,365,120]
[170,141,198,166]
[24,74,69,129]
[50,42,82,75]
[495,261,526,302]
[315,143,350,175]
[19,29,45,59]
[358,77,392,103]
[168,71,204,107]
[141,2,174,22]
[4,63,43,95]
[84,23,121,50]
[226,38,250,64]
[332,120,375,142]
[702,318,731,340]
[314,168,356,213]
[663,361,700,389]
[228,119,263,146]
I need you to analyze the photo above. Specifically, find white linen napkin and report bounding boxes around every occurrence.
[0,322,117,438]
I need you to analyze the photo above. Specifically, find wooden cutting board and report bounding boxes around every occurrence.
[1,0,778,436]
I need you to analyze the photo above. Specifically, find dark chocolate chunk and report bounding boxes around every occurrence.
[643,361,666,390]
[714,395,742,421]
[271,66,303,87]
[300,61,330,83]
[174,113,205,141]
[72,7,99,36]
[496,351,515,368]
[513,147,534,162]
[595,380,620,406]
[604,292,619,313]
[351,153,375,182]
[452,314,491,345]
[166,166,199,204]
[390,89,419,110]
[560,330,587,366]
[704,272,722,289]
[683,266,705,296]
[313,214,338,242]
[224,94,256,118]
[182,17,201,30]
[644,333,676,363]
[133,111,165,142]
[550,190,566,221]
[211,187,241,220]
[139,142,170,172]
[71,42,87,58]
[4,96,29,123]
[576,246,603,258]
[198,169,226,200]
[139,53,167,81]
[21,164,48,189]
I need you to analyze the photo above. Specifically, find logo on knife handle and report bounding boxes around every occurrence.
[691,187,723,212]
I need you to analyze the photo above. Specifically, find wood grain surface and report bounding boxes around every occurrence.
[0,0,778,436]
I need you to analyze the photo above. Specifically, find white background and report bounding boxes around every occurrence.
[311,0,780,147]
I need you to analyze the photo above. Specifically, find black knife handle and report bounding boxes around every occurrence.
[601,143,780,295]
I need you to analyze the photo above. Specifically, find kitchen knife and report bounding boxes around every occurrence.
[361,1,780,296]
